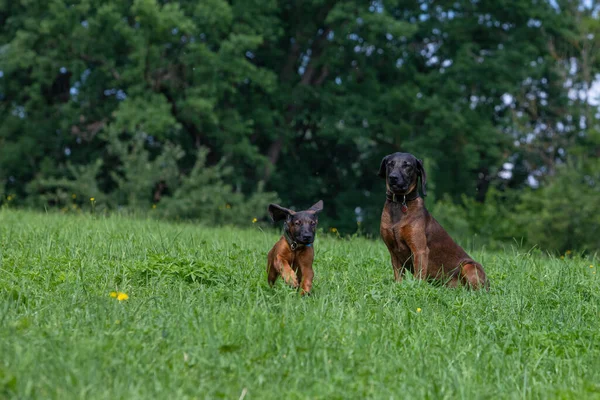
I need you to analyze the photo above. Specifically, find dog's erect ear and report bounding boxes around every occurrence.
[417,159,427,197]
[378,155,389,178]
[308,200,323,214]
[268,204,295,223]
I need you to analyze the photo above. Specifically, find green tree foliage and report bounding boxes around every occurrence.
[515,159,600,253]
[0,0,598,251]
[158,151,279,225]
[25,132,279,223]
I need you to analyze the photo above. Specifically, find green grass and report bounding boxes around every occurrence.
[1,210,599,399]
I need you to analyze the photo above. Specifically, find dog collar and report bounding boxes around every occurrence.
[386,190,420,213]
[386,190,420,202]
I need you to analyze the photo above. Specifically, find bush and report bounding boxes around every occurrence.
[106,132,184,210]
[24,134,279,225]
[515,159,600,254]
[0,178,5,204]
[157,148,279,224]
[430,159,600,254]
[25,159,108,212]
[430,188,521,250]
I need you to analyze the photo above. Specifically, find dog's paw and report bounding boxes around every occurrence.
[282,274,298,288]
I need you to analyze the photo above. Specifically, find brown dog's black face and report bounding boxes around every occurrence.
[378,152,427,196]
[268,200,323,244]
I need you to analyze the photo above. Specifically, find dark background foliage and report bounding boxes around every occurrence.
[1,0,599,253]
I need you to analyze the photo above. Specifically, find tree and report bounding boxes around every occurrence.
[0,0,589,246]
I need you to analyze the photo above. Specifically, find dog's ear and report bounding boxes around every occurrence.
[417,159,427,197]
[268,204,294,223]
[308,200,323,214]
[378,155,389,178]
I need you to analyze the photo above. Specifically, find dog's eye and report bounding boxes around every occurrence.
[294,220,301,225]
[310,220,316,225]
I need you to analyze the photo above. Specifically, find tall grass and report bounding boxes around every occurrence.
[1,210,599,399]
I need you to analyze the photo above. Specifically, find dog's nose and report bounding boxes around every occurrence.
[302,235,313,242]
[389,175,399,184]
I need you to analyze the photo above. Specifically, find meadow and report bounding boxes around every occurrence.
[1,209,599,399]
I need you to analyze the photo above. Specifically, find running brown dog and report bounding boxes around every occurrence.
[267,200,323,295]
[379,152,488,289]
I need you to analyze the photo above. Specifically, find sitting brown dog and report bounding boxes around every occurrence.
[267,200,323,295]
[379,152,489,289]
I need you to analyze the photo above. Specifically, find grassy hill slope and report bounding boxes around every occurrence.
[1,210,599,399]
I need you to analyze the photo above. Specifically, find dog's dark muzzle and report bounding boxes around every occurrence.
[296,229,315,244]
[388,172,412,193]
[388,181,408,193]
[298,236,314,244]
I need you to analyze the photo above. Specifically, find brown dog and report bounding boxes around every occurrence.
[379,152,489,289]
[267,200,323,295]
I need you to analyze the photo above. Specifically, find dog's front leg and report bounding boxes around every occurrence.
[267,261,279,286]
[405,233,429,280]
[298,264,314,296]
[390,252,406,282]
[275,256,298,288]
[412,248,429,280]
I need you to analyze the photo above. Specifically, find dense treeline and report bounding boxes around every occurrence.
[1,0,599,252]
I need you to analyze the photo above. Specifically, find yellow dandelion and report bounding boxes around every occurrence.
[117,292,129,301]
[330,227,338,233]
[152,204,157,209]
[417,308,422,313]
[252,217,258,223]
[565,250,572,255]
[72,194,77,199]
[7,195,12,201]
[225,204,231,209]
[590,265,594,268]
[90,197,95,202]
[560,256,564,260]
[109,291,118,298]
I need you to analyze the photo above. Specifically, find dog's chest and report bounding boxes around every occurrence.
[382,225,410,251]
[381,209,413,252]
[290,248,314,270]
[381,222,410,251]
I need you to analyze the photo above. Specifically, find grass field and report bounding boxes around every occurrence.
[1,209,599,399]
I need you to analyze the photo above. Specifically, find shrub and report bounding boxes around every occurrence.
[515,159,600,254]
[24,135,279,226]
[25,159,108,212]
[430,188,521,250]
[106,132,184,210]
[0,178,5,204]
[431,159,600,254]
[157,148,279,224]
